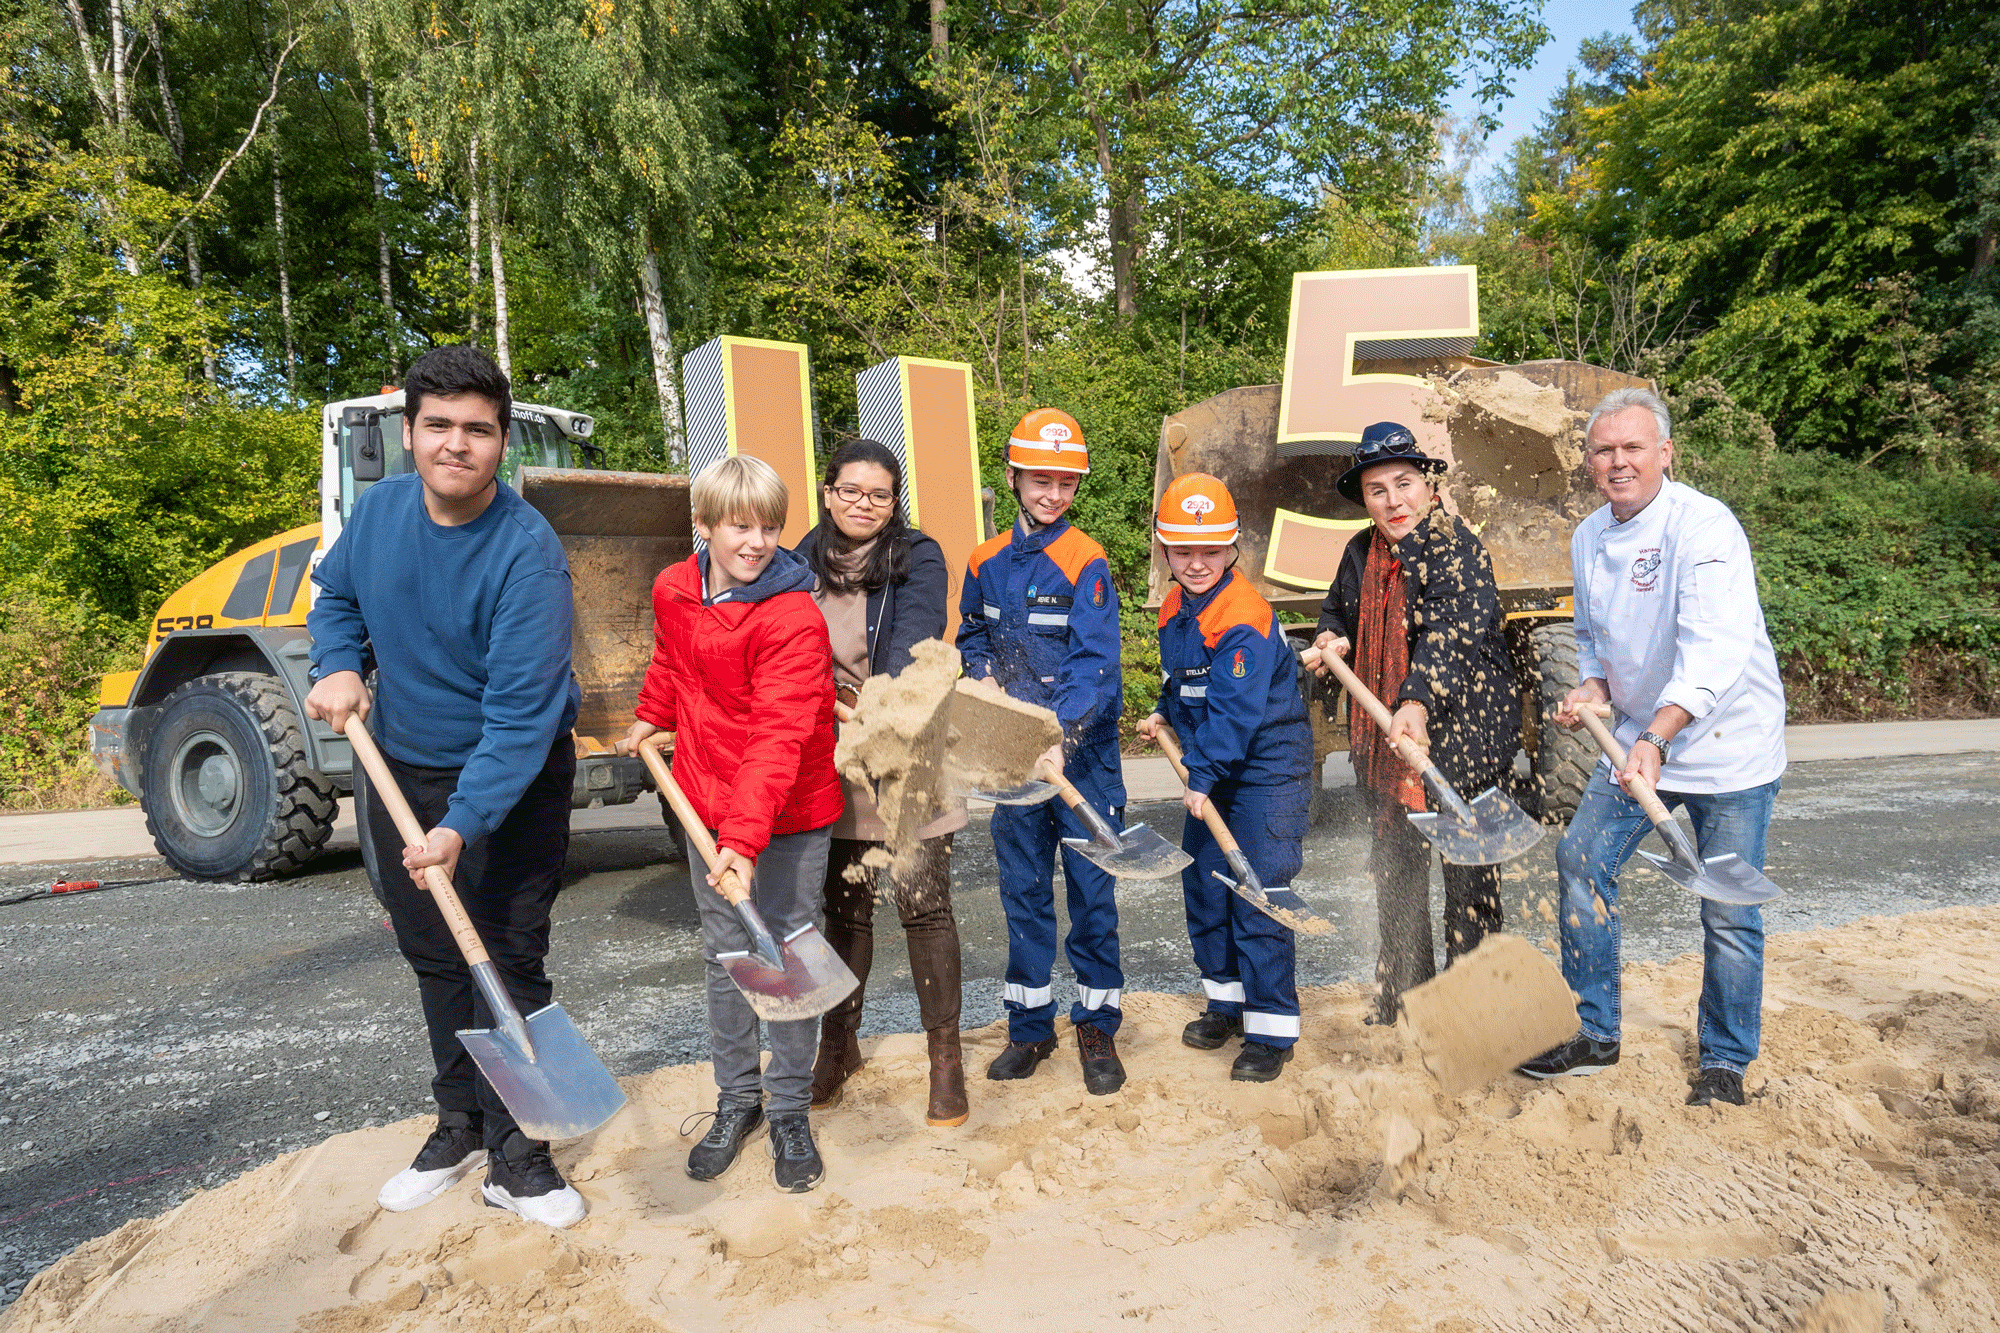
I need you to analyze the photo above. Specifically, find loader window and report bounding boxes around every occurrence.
[339,408,411,518]
[501,414,574,487]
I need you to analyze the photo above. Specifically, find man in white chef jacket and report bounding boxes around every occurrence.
[1521,387,1787,1108]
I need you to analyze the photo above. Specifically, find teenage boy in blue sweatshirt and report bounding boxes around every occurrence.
[305,345,587,1229]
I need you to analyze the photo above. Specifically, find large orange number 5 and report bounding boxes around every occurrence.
[1275,266,1479,458]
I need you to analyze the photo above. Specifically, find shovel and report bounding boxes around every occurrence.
[1152,725,1334,935]
[1034,763,1190,880]
[1570,705,1783,906]
[637,738,861,1020]
[835,696,1057,806]
[344,716,625,1141]
[1302,646,1544,865]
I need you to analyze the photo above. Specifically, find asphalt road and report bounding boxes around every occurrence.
[0,750,1996,1306]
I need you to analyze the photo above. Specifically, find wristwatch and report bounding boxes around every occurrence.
[1637,730,1673,764]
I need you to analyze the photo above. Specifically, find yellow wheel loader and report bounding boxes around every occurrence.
[90,390,692,881]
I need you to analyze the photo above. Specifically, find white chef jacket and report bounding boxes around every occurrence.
[1570,480,1787,794]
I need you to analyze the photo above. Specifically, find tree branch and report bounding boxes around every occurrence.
[153,28,303,261]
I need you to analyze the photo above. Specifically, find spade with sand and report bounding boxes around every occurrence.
[1572,704,1783,905]
[1301,646,1544,865]
[636,738,861,1020]
[343,715,627,1142]
[835,640,1189,881]
[1151,724,1334,935]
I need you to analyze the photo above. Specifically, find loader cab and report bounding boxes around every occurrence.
[321,390,597,544]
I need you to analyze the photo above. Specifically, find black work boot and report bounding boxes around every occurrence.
[1230,1041,1294,1083]
[767,1112,825,1193]
[1182,1011,1244,1050]
[1687,1067,1746,1107]
[686,1101,765,1181]
[986,1036,1057,1081]
[1076,1023,1126,1095]
[1517,1032,1620,1079]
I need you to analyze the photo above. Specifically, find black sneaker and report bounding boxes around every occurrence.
[1517,1032,1621,1079]
[1230,1041,1294,1083]
[986,1036,1058,1081]
[1182,1011,1243,1050]
[1687,1068,1746,1107]
[767,1112,824,1193]
[686,1101,765,1181]
[1076,1023,1126,1096]
[482,1131,586,1228]
[377,1110,485,1212]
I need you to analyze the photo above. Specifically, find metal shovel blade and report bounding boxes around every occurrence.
[459,1002,627,1141]
[1214,872,1336,936]
[1060,822,1192,880]
[718,922,861,1021]
[958,777,1060,805]
[1635,848,1783,905]
[1406,787,1546,866]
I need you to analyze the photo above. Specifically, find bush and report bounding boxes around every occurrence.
[0,590,144,810]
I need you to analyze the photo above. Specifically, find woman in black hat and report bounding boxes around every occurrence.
[1309,422,1520,1024]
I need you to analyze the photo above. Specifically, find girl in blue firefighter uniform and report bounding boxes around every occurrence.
[954,407,1130,1096]
[1137,473,1314,1083]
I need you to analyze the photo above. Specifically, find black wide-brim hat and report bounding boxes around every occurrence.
[1335,421,1447,504]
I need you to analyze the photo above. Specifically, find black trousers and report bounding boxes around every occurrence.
[1370,790,1503,1022]
[356,734,575,1148]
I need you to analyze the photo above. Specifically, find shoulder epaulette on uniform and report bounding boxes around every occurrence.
[1195,570,1275,650]
[1157,584,1183,629]
[1044,526,1107,588]
[966,531,1011,577]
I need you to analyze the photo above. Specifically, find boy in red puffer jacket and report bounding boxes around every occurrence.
[618,455,843,1193]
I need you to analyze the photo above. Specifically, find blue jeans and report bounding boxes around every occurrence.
[1555,766,1781,1075]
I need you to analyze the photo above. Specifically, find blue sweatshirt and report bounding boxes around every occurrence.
[309,473,581,846]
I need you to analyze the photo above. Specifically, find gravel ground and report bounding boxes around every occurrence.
[0,751,1995,1306]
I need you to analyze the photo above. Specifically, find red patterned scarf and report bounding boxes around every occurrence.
[1352,529,1427,825]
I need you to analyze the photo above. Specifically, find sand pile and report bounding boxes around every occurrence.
[8,907,2000,1332]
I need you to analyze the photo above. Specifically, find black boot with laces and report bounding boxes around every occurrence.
[767,1112,824,1193]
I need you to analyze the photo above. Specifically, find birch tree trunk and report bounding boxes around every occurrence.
[638,243,685,467]
[487,174,511,379]
[467,136,483,344]
[363,79,399,377]
[272,141,296,402]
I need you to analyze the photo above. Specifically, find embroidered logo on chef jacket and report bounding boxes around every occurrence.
[1630,548,1662,592]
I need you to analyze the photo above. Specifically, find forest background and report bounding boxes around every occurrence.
[2,0,1996,807]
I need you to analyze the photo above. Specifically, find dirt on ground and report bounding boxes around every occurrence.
[7,905,1997,1333]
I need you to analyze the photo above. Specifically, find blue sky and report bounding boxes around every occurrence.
[1446,0,1642,189]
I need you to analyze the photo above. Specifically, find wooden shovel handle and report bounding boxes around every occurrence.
[636,736,754,907]
[1300,646,1431,774]
[1570,704,1677,828]
[342,716,492,969]
[1152,725,1242,856]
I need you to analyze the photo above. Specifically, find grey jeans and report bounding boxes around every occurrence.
[694,825,832,1114]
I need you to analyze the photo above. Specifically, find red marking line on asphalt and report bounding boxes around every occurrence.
[0,1156,250,1229]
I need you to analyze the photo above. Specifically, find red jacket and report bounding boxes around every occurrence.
[634,547,842,860]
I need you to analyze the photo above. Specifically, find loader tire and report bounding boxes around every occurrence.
[1524,623,1596,824]
[143,672,337,881]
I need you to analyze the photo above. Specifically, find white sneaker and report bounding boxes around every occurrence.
[481,1132,588,1229]
[378,1115,486,1212]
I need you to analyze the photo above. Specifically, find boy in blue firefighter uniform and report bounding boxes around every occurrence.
[955,407,1129,1095]
[1137,473,1313,1083]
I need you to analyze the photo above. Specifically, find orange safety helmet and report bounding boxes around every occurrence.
[1006,407,1090,475]
[1155,472,1240,545]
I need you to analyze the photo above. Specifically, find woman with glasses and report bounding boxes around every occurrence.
[1308,422,1521,1025]
[796,439,970,1128]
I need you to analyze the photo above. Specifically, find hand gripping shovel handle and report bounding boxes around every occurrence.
[636,738,787,971]
[1036,759,1124,851]
[1570,704,1702,870]
[343,716,538,1060]
[1300,647,1474,823]
[1152,725,1262,890]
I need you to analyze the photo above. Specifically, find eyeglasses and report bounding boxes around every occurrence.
[831,484,895,508]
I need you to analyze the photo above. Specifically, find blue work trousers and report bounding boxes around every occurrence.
[1183,779,1307,1046]
[1556,766,1781,1075]
[992,767,1125,1042]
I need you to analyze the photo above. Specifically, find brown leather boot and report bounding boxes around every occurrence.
[925,1027,970,1127]
[810,1018,865,1110]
